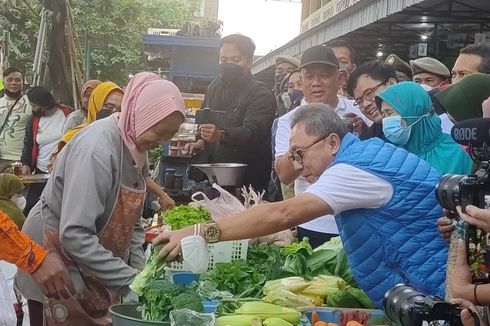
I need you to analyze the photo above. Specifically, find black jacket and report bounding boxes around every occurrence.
[191,73,276,192]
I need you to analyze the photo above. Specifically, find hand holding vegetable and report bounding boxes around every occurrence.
[153,226,193,262]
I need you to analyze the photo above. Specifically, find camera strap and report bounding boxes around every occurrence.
[0,96,22,135]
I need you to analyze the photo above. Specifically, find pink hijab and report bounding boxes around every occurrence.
[114,72,186,170]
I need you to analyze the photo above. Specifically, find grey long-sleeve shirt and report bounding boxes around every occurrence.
[20,117,146,296]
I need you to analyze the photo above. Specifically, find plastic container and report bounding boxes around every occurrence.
[170,272,200,285]
[202,300,219,313]
[109,304,170,326]
[166,240,249,272]
[303,307,386,325]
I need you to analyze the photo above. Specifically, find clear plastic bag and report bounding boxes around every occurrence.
[170,309,215,326]
[193,280,234,301]
[189,184,246,220]
[0,270,17,326]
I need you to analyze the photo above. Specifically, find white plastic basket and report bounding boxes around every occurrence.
[167,240,249,272]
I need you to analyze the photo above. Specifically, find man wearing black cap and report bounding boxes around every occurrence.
[185,34,276,192]
[274,45,370,247]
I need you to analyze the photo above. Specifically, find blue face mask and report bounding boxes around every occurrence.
[382,114,428,145]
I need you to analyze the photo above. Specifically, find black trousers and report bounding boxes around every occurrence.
[24,168,47,216]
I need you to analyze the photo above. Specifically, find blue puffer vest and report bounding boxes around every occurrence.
[332,133,448,308]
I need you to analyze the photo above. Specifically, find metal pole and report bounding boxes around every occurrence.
[84,34,91,81]
[32,10,48,86]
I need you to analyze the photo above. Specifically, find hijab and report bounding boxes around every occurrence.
[62,81,123,144]
[0,174,26,228]
[377,82,472,175]
[114,72,186,170]
[86,81,123,123]
[81,80,101,99]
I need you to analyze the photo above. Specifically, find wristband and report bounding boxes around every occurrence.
[474,284,482,306]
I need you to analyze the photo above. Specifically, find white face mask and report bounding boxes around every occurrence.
[11,194,26,211]
[180,224,209,274]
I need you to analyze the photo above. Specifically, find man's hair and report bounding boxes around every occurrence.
[219,34,255,59]
[26,86,57,108]
[291,104,349,140]
[460,43,490,74]
[326,39,356,63]
[3,67,24,78]
[346,61,397,97]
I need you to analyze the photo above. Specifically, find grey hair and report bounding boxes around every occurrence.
[290,104,349,139]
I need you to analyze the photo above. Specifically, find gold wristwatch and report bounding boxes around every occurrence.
[201,222,220,243]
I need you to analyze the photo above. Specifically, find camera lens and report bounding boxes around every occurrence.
[436,174,464,211]
[384,284,425,326]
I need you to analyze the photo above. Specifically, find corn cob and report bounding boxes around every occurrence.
[235,302,301,325]
[263,288,315,309]
[263,277,309,295]
[263,317,294,326]
[215,314,263,326]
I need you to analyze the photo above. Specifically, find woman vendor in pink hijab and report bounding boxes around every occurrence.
[16,73,186,325]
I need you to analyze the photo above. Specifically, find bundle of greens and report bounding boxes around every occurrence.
[130,245,165,296]
[139,280,204,321]
[162,205,211,230]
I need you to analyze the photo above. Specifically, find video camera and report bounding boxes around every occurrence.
[383,284,465,326]
[436,118,490,283]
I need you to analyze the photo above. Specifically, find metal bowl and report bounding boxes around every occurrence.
[190,163,248,186]
[109,304,170,325]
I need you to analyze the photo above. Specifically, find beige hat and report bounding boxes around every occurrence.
[385,54,413,81]
[410,57,450,78]
[275,55,300,68]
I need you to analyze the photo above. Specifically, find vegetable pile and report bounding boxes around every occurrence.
[216,301,302,326]
[162,205,211,230]
[139,279,204,321]
[129,246,204,322]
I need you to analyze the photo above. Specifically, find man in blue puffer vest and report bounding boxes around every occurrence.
[156,103,449,308]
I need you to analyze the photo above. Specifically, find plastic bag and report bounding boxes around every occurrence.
[189,184,246,220]
[170,308,215,326]
[193,281,234,301]
[0,270,17,326]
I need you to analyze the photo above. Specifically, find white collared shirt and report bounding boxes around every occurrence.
[273,96,371,234]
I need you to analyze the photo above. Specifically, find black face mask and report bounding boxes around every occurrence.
[219,63,244,83]
[274,73,287,94]
[96,109,114,120]
[4,89,22,99]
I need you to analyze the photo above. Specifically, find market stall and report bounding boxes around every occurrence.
[110,185,393,326]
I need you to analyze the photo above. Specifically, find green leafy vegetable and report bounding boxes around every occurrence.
[283,238,313,255]
[140,279,179,321]
[246,243,287,281]
[200,260,266,297]
[170,291,204,312]
[129,245,165,296]
[163,205,211,230]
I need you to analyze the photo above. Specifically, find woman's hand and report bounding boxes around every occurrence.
[450,239,473,301]
[158,193,175,212]
[152,226,194,262]
[458,205,490,233]
[437,216,454,242]
[182,139,205,155]
[22,165,31,175]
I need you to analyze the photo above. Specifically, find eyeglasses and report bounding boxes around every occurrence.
[288,134,330,165]
[354,80,387,107]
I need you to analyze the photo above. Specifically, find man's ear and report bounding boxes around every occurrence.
[329,133,341,155]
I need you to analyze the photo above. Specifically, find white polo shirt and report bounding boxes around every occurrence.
[274,96,371,233]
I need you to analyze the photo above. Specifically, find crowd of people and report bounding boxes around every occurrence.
[0,33,489,325]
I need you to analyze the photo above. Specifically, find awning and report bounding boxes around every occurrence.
[252,0,490,79]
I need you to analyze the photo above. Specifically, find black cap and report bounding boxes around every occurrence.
[300,45,339,69]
